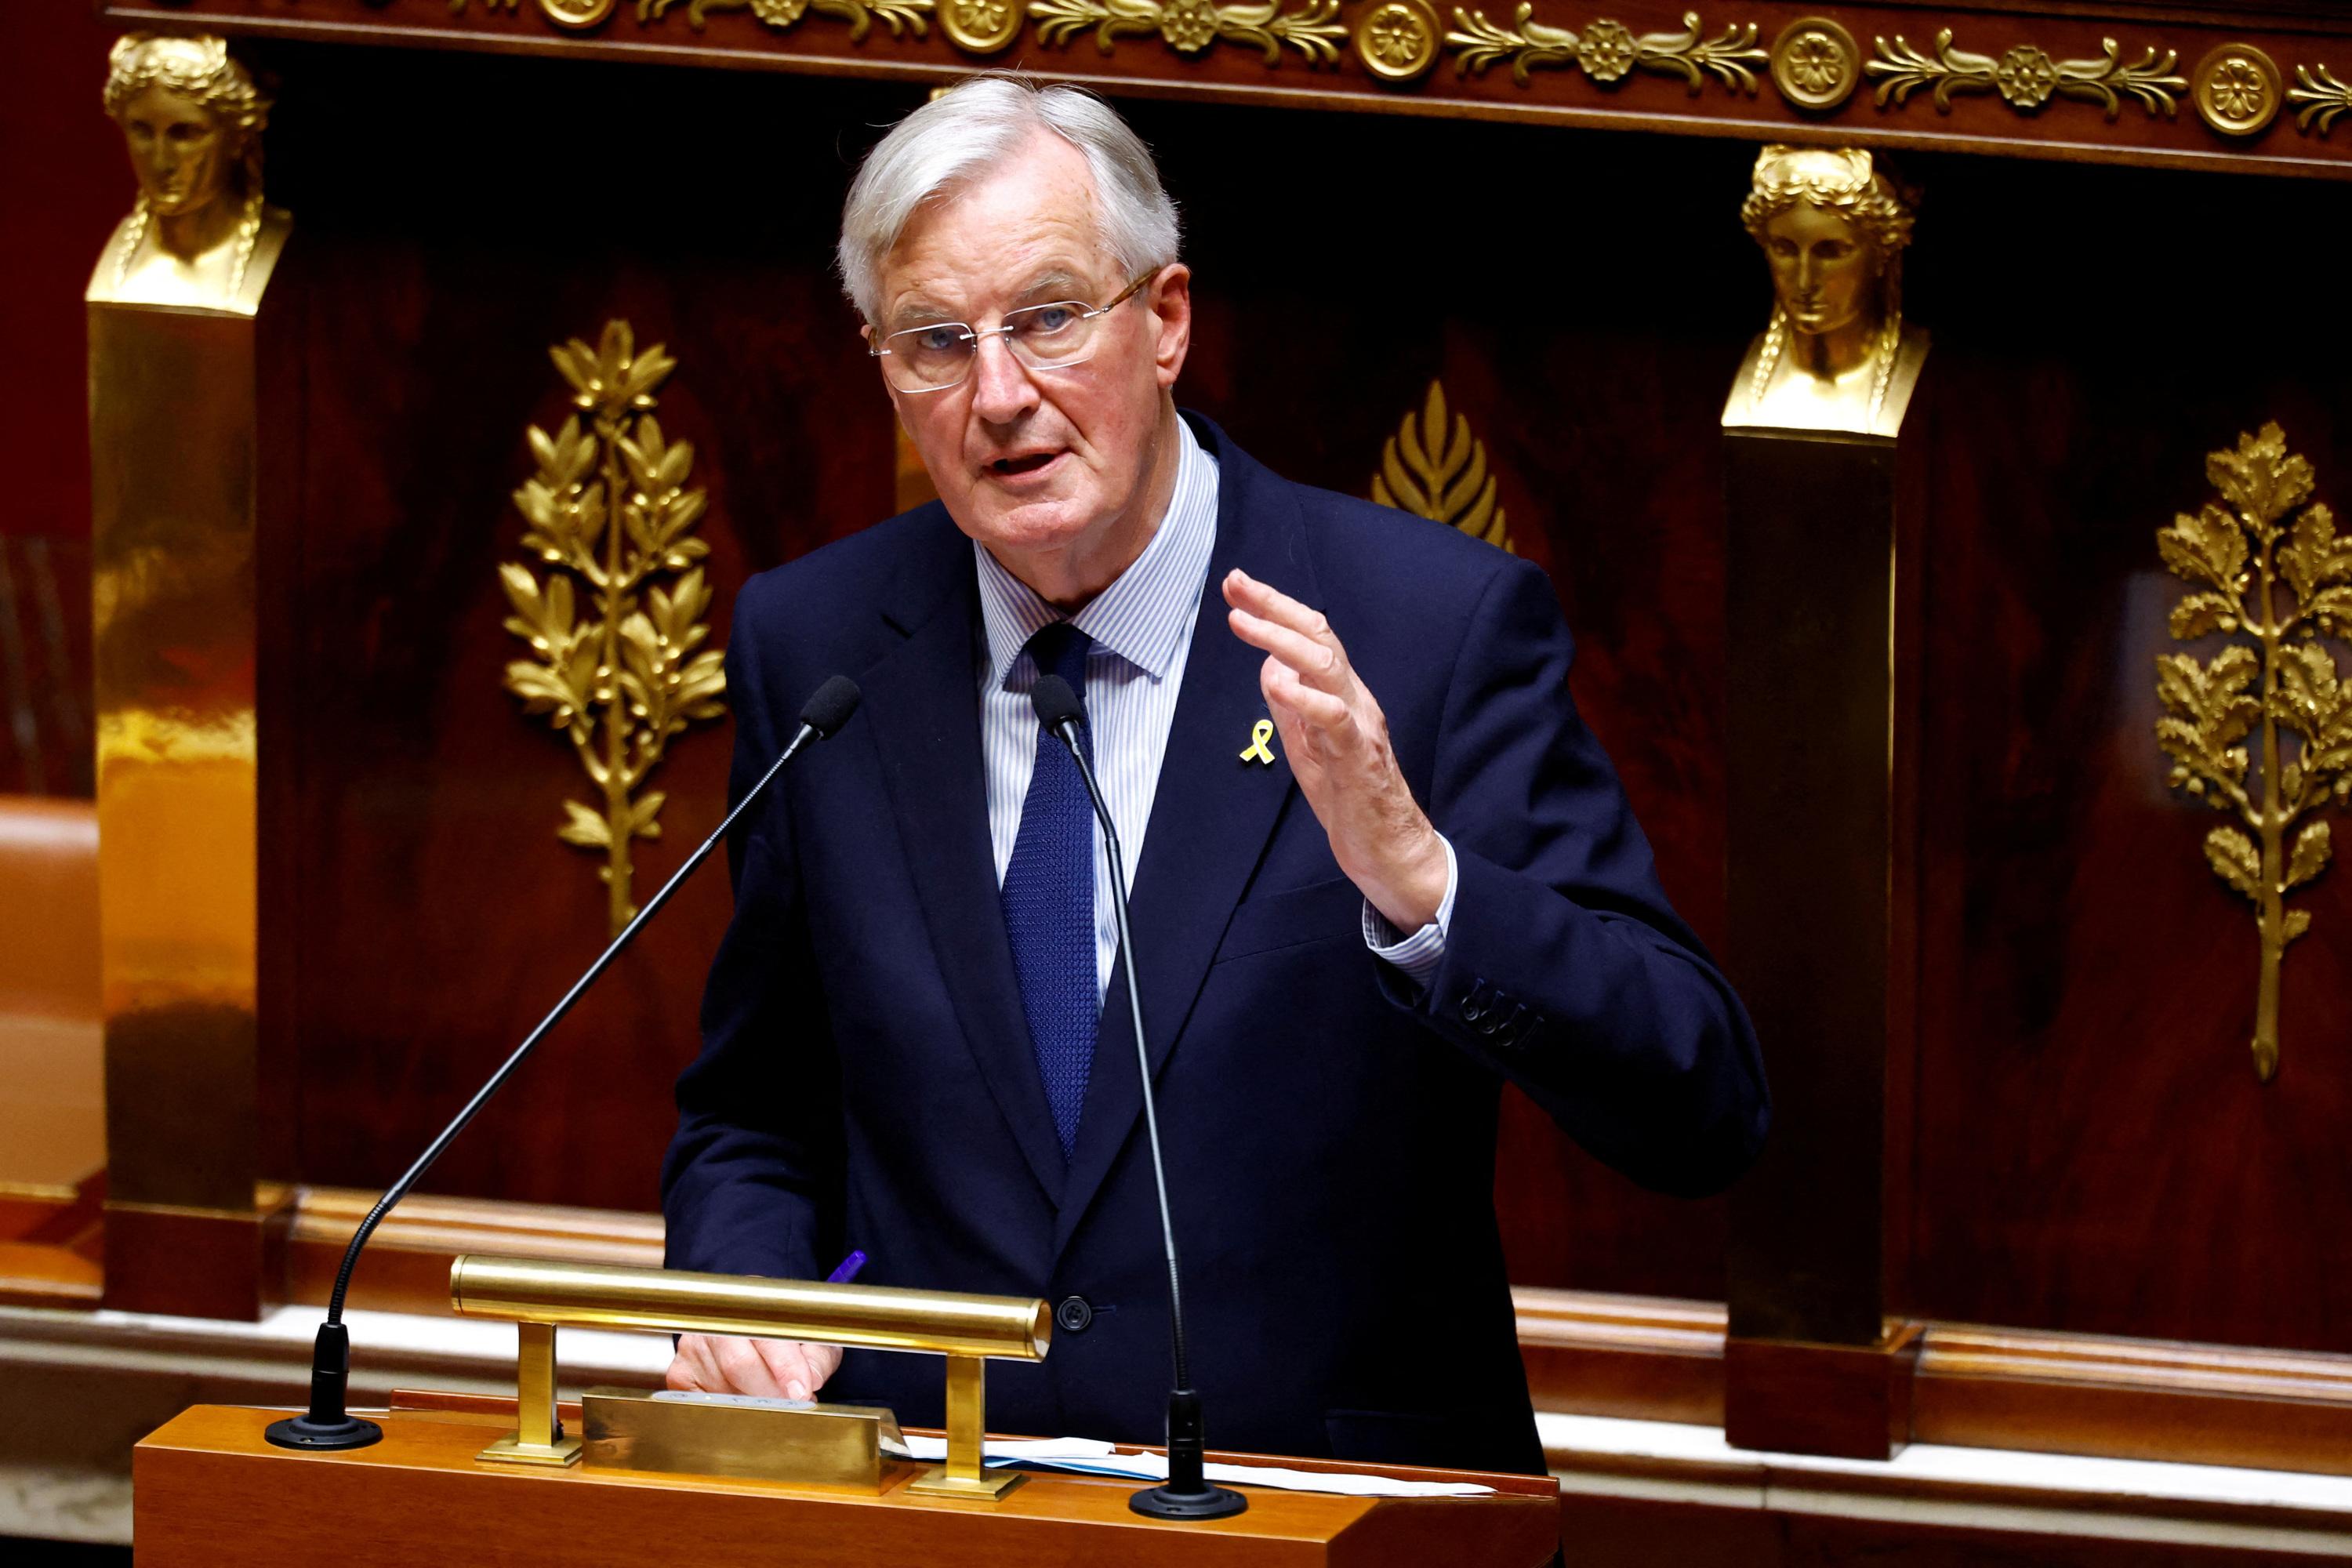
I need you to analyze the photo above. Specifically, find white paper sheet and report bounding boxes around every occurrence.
[896,1436,1496,1497]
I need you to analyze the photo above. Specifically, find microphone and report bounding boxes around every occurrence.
[267,675,862,1451]
[1031,673,1247,1521]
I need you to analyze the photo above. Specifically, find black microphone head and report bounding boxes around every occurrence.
[1031,673,1086,733]
[800,675,862,738]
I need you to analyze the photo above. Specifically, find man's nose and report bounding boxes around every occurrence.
[968,333,1038,423]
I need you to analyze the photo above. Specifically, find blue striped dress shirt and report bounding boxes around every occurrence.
[975,418,1454,1005]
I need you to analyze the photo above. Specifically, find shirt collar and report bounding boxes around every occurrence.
[974,416,1219,686]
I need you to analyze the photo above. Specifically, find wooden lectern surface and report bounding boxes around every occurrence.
[136,1406,1559,1566]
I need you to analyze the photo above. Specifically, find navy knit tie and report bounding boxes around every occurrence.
[1000,622,1097,1161]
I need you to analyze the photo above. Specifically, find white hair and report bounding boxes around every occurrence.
[837,75,1181,324]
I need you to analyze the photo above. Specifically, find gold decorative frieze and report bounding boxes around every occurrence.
[1447,7,1763,93]
[1867,31,2184,120]
[1769,16,1859,111]
[459,0,940,39]
[502,321,728,937]
[1370,381,1512,553]
[1357,0,1442,82]
[939,0,1022,50]
[540,0,619,29]
[1027,0,1341,61]
[2154,423,2350,1083]
[649,0,934,39]
[2190,44,2281,136]
[2288,64,2352,137]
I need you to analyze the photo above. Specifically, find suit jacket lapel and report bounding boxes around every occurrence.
[862,518,1067,1206]
[1054,423,1319,1257]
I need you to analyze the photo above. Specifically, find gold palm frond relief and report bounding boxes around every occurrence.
[2154,422,2352,1081]
[1370,380,1512,552]
[503,320,727,936]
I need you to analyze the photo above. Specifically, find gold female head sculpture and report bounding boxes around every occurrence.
[1735,146,1920,431]
[100,34,275,300]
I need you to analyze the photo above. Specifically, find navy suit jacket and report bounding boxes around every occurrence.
[662,413,1767,1475]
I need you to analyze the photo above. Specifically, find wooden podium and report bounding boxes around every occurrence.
[135,1402,1562,1566]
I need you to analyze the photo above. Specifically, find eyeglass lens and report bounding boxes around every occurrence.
[880,300,1098,392]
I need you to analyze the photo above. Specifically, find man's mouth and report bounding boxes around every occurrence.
[989,450,1062,477]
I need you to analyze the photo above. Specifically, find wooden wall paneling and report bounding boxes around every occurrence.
[255,51,899,1212]
[1899,154,2352,1355]
[2,0,120,546]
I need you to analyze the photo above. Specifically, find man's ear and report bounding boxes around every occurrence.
[1149,264,1192,390]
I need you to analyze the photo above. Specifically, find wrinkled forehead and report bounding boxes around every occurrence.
[875,133,1118,326]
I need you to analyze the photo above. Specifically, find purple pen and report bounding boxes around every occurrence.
[825,1250,867,1284]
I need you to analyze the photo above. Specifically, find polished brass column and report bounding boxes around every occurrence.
[1720,146,1927,1461]
[87,34,294,1319]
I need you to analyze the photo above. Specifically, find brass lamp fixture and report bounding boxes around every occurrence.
[448,1255,1052,1499]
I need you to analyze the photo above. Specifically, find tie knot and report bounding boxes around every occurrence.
[1024,621,1092,694]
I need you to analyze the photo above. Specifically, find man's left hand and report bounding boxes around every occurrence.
[1224,568,1447,933]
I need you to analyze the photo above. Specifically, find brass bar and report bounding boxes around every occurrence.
[581,1388,903,1489]
[943,1355,982,1483]
[448,1255,1051,1361]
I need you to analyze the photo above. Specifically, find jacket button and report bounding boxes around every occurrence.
[1055,1295,1094,1333]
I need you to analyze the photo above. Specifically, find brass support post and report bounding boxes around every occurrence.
[906,1353,1023,1501]
[477,1320,583,1466]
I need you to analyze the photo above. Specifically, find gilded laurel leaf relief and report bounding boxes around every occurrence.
[455,0,935,41]
[2288,64,2352,136]
[1369,381,1512,553]
[2154,423,2352,1082]
[1867,30,2184,120]
[503,321,728,937]
[1026,0,1343,64]
[1446,7,1764,93]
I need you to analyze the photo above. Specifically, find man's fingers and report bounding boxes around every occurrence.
[664,1337,714,1392]
[1263,659,1351,731]
[1229,606,1348,691]
[756,1338,829,1402]
[712,1334,788,1397]
[663,1334,842,1400]
[1224,568,1341,651]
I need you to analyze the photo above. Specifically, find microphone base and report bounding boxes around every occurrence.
[1130,1482,1248,1520]
[264,1414,383,1450]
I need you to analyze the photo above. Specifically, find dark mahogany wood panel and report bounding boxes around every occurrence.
[2,1,119,546]
[261,48,898,1209]
[1901,154,2352,1352]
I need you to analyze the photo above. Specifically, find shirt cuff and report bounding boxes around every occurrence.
[1362,836,1457,989]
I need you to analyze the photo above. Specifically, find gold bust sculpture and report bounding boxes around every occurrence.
[89,34,290,314]
[1724,145,1927,437]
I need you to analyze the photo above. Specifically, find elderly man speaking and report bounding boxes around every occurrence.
[659,76,1768,1475]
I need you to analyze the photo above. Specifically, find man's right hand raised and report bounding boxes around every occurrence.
[666,1334,843,1401]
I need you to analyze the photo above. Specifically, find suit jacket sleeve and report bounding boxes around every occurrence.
[659,586,844,1280]
[1381,554,1769,1197]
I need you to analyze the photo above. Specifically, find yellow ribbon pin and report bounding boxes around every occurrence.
[1239,718,1276,766]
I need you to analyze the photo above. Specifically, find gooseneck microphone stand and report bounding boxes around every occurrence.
[266,675,862,1451]
[1031,674,1247,1521]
